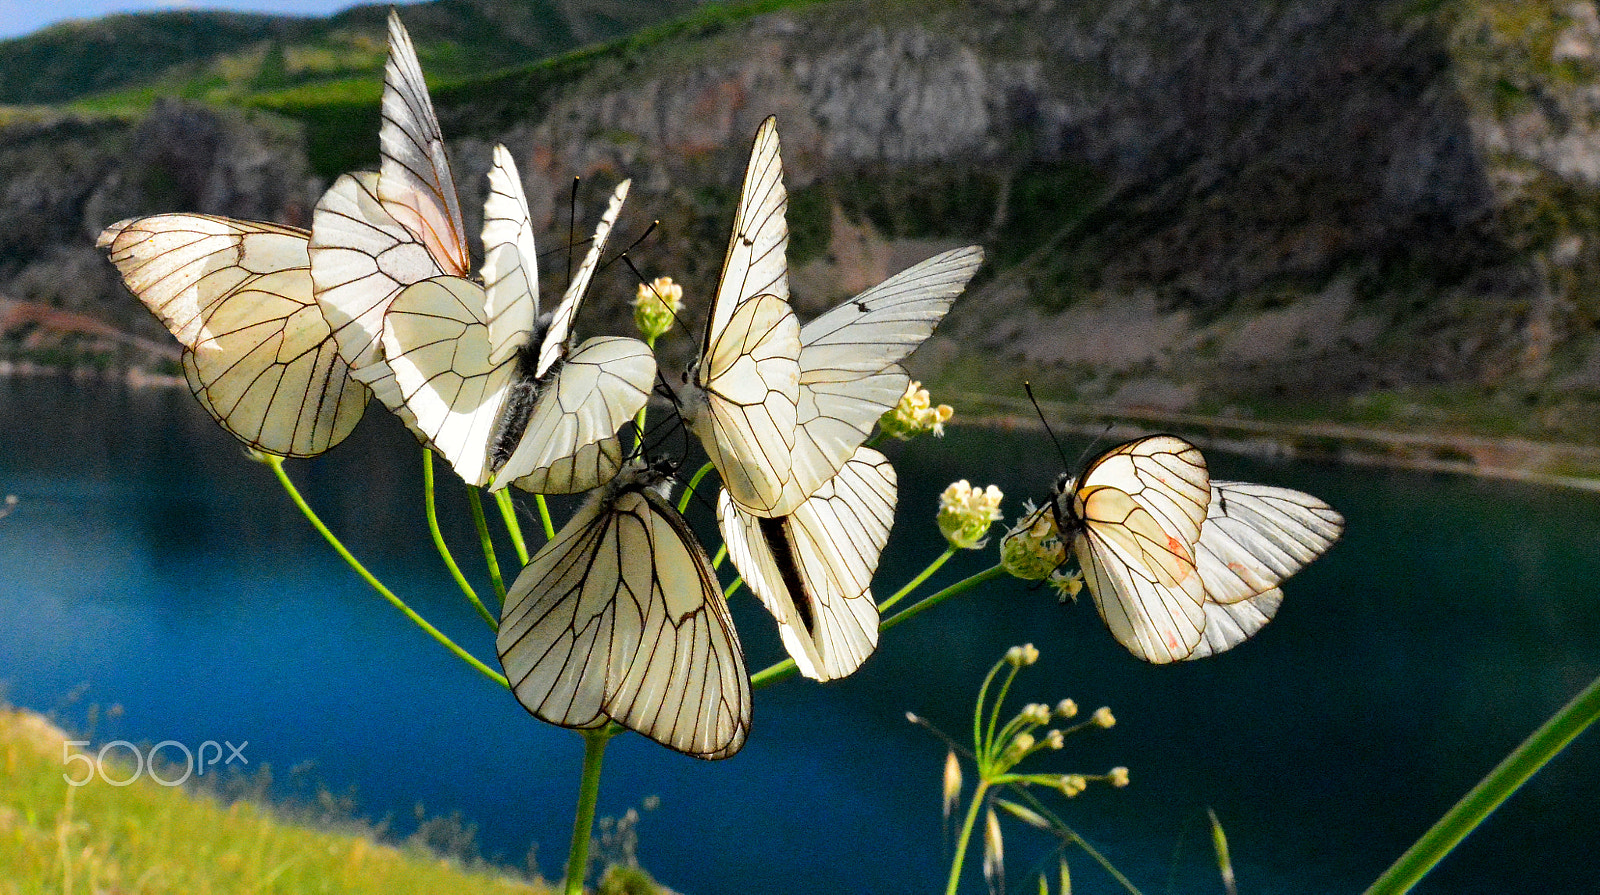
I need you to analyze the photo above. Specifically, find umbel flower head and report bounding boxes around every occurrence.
[880,380,953,440]
[1000,501,1067,580]
[938,480,1004,550]
[632,276,684,341]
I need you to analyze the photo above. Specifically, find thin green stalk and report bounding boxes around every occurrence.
[1364,671,1600,895]
[565,725,619,895]
[534,493,556,541]
[751,564,1007,690]
[881,565,1007,635]
[678,461,715,515]
[877,546,958,613]
[467,486,509,607]
[423,451,496,630]
[947,781,990,895]
[264,455,508,689]
[494,487,530,565]
[1008,786,1144,895]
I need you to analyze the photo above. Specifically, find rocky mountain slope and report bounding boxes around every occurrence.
[4,0,1600,443]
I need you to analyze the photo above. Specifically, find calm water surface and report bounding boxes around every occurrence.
[2,377,1599,893]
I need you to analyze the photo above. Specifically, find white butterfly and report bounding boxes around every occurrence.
[497,460,751,759]
[711,245,984,679]
[679,116,985,520]
[307,10,470,436]
[718,447,896,681]
[98,214,370,458]
[1053,434,1343,662]
[381,148,654,492]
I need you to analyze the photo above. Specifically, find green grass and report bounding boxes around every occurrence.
[0,707,550,895]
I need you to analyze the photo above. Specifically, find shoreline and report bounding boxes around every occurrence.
[6,367,1599,492]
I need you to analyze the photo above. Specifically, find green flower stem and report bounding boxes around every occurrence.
[1364,671,1600,895]
[678,461,716,515]
[985,662,1023,764]
[971,655,1008,761]
[877,546,958,613]
[946,780,990,895]
[534,493,556,542]
[565,724,620,895]
[467,487,509,608]
[494,487,529,566]
[881,565,1007,635]
[423,452,496,630]
[751,564,1007,691]
[265,455,508,690]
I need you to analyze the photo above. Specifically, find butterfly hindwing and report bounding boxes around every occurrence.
[718,447,896,681]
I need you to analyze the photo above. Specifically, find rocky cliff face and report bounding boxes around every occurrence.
[5,0,1600,436]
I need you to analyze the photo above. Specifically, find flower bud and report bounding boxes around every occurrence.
[1000,502,1067,581]
[1058,774,1087,797]
[942,750,962,821]
[1108,766,1130,787]
[983,805,1005,889]
[1044,729,1065,750]
[1048,569,1084,602]
[938,480,1004,550]
[1054,699,1078,719]
[880,380,954,440]
[1003,643,1040,667]
[1021,703,1052,726]
[1091,707,1116,729]
[632,276,684,341]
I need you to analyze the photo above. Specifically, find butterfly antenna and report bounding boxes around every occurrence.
[1024,381,1073,471]
[596,220,660,275]
[565,175,580,289]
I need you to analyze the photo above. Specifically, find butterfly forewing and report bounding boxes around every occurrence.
[540,179,630,379]
[498,466,751,759]
[707,116,787,347]
[378,10,469,278]
[481,144,539,367]
[719,447,895,681]
[100,214,368,457]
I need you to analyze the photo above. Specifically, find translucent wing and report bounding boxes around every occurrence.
[497,336,656,495]
[308,171,441,430]
[98,214,368,457]
[378,9,469,278]
[539,178,630,379]
[1061,436,1212,663]
[497,465,751,759]
[718,447,895,681]
[707,115,787,344]
[687,292,802,517]
[779,245,985,506]
[1189,593,1283,660]
[481,144,538,367]
[1193,481,1344,604]
[1182,480,1343,660]
[382,276,511,485]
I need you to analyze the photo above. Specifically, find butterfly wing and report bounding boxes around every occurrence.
[498,466,751,759]
[718,447,896,681]
[1064,436,1211,663]
[538,178,631,379]
[377,9,469,279]
[781,245,985,504]
[496,336,656,495]
[1181,480,1343,659]
[707,115,787,341]
[381,276,512,485]
[689,292,802,516]
[481,144,539,367]
[99,214,368,457]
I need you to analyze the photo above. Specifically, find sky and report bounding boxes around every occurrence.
[0,1,425,40]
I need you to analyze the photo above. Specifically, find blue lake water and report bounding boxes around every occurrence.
[2,376,1599,893]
